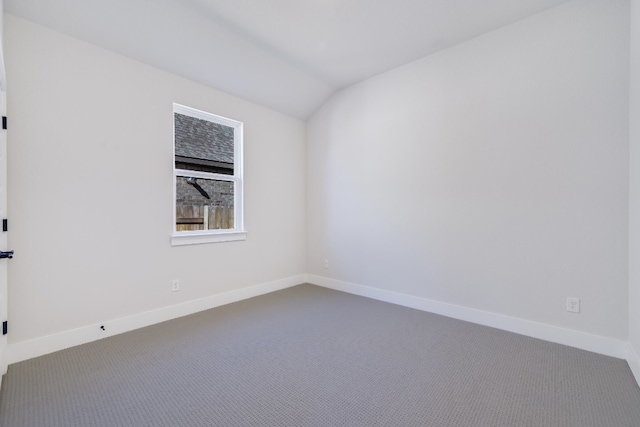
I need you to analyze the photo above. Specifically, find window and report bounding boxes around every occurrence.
[171,104,245,245]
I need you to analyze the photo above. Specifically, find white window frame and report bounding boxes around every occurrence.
[171,103,246,246]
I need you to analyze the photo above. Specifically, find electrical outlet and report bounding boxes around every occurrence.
[566,297,580,313]
[324,259,329,269]
[172,279,181,292]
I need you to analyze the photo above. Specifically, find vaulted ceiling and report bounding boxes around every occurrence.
[5,0,570,119]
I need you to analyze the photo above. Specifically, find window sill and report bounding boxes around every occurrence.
[171,230,247,246]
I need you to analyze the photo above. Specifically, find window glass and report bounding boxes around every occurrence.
[175,177,234,231]
[172,104,243,240]
[174,113,234,175]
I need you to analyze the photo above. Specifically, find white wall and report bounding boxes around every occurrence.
[5,15,307,346]
[629,0,640,379]
[308,0,630,341]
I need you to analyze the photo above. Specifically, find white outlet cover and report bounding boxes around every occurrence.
[566,297,580,313]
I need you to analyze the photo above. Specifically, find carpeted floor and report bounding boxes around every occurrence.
[0,284,639,426]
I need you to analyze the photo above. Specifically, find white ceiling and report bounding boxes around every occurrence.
[4,0,570,119]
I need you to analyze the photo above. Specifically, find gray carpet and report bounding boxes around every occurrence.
[0,284,639,426]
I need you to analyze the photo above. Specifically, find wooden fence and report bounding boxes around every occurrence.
[176,205,234,231]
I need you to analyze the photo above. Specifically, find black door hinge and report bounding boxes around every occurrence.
[2,116,6,130]
[2,321,7,335]
[2,219,6,232]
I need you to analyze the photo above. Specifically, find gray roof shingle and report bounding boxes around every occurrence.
[174,113,234,164]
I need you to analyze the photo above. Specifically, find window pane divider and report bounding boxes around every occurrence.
[174,169,236,182]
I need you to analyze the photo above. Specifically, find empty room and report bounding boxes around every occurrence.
[1,0,640,425]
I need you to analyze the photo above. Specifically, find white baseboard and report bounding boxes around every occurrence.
[7,275,305,365]
[307,275,628,360]
[627,343,640,386]
[8,273,636,386]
